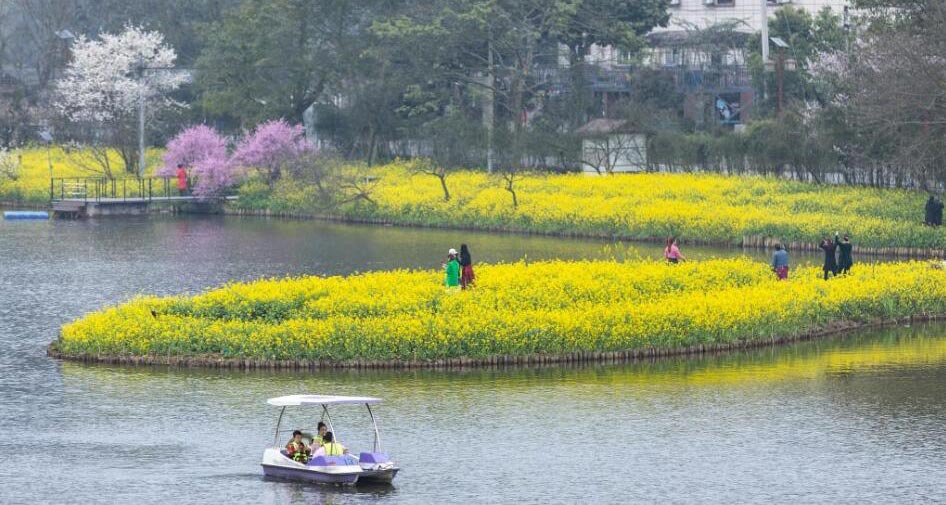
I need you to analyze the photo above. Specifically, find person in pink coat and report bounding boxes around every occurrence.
[664,237,686,264]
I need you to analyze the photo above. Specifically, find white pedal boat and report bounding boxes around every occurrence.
[261,394,399,486]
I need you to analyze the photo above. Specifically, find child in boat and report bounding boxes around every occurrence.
[302,421,328,449]
[286,430,310,463]
[312,422,327,449]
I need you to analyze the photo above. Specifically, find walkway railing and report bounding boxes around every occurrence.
[50,177,183,202]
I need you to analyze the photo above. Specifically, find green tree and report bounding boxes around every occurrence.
[546,0,670,127]
[747,7,846,113]
[817,0,946,187]
[371,0,669,169]
[196,0,370,128]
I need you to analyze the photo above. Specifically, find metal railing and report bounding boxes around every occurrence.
[673,65,752,93]
[50,176,183,202]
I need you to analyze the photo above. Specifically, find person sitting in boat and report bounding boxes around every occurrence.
[285,430,311,463]
[312,431,349,457]
[301,421,328,449]
[313,422,328,448]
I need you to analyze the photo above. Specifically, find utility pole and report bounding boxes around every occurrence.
[760,0,770,105]
[761,0,769,65]
[138,91,146,177]
[39,130,54,198]
[776,50,784,114]
[843,6,851,57]
[485,28,495,174]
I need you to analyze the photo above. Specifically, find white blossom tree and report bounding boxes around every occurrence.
[55,25,186,177]
[0,147,19,180]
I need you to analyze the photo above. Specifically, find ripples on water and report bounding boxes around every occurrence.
[1,216,944,504]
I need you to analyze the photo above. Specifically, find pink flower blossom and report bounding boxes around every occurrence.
[191,155,237,197]
[159,125,236,197]
[232,120,313,181]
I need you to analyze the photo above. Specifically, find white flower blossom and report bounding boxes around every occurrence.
[55,25,185,123]
[0,148,19,180]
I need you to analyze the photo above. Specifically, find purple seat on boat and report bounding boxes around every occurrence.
[309,455,357,466]
[358,452,390,464]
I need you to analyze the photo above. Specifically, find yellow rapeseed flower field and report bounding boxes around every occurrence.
[245,161,946,249]
[6,147,943,250]
[0,147,166,203]
[58,258,946,361]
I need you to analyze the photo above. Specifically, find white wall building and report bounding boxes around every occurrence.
[586,0,850,66]
[576,119,647,174]
[660,0,849,33]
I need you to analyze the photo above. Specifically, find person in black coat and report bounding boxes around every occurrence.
[925,195,936,226]
[838,235,854,275]
[820,234,839,280]
[934,197,944,227]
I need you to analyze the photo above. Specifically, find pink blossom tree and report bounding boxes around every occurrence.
[159,125,236,197]
[190,156,238,197]
[232,120,313,184]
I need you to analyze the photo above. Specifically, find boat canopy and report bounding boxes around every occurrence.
[267,394,383,407]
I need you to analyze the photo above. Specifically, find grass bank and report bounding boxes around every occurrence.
[233,163,946,253]
[51,258,946,367]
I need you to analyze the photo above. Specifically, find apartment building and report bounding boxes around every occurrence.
[661,0,849,33]
[650,0,849,125]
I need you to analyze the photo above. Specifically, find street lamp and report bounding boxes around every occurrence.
[767,36,794,115]
[39,130,54,200]
[133,66,191,178]
[137,60,147,178]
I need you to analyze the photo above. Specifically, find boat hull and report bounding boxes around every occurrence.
[357,467,399,484]
[261,448,361,485]
[261,463,360,485]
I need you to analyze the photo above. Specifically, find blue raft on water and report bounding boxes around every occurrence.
[3,211,49,220]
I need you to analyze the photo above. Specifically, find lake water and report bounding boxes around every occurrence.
[1,216,944,504]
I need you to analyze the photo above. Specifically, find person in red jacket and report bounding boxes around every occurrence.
[459,243,475,289]
[175,163,188,195]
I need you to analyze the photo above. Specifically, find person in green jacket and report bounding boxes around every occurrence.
[444,248,460,287]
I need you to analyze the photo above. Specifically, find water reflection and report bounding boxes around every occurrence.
[39,324,946,504]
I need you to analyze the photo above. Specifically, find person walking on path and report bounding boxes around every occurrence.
[771,243,789,280]
[925,195,935,225]
[459,244,475,289]
[444,248,460,288]
[838,235,854,275]
[664,237,685,264]
[175,163,188,196]
[820,234,839,280]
